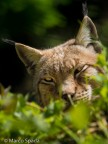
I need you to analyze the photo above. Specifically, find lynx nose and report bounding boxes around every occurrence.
[62,93,75,101]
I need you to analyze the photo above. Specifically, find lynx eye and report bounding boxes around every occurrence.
[41,77,55,85]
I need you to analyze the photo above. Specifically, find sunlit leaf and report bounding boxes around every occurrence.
[68,102,90,129]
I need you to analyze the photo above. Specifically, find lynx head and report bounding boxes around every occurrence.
[12,16,102,107]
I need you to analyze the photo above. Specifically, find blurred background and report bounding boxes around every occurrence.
[0,0,108,93]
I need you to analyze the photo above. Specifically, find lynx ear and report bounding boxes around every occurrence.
[75,16,102,53]
[15,43,42,74]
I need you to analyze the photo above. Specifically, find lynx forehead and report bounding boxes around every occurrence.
[13,16,102,107]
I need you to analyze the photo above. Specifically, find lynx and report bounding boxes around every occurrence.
[4,16,102,108]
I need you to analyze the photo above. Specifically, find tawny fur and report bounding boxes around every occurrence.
[15,16,102,107]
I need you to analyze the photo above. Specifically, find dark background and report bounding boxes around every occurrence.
[0,0,108,93]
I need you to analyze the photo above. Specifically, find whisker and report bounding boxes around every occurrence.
[68,94,74,106]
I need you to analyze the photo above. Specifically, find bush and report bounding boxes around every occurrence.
[0,47,108,144]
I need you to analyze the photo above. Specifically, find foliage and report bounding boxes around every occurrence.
[0,47,108,144]
[0,0,71,38]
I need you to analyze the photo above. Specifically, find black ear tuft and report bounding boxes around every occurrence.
[2,38,15,46]
[82,0,88,16]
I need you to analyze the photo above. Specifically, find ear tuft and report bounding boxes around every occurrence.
[2,38,15,46]
[82,1,88,16]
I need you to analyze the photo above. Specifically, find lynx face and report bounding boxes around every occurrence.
[15,16,102,107]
